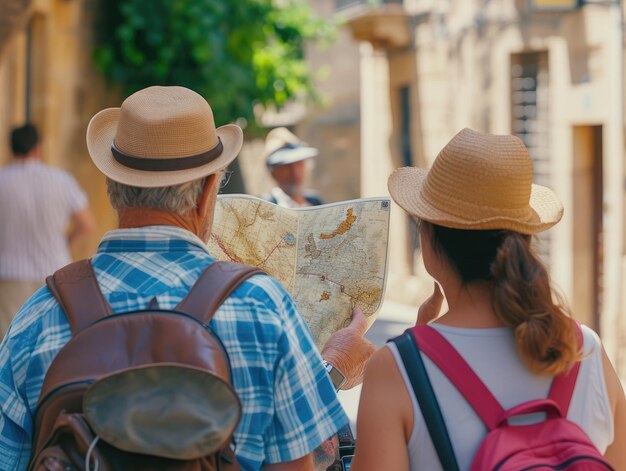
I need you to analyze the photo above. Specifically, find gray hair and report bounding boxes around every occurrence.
[106,177,208,215]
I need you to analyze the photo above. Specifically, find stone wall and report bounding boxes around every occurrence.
[0,0,32,57]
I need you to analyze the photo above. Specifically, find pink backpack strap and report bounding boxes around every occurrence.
[410,325,505,430]
[547,322,583,416]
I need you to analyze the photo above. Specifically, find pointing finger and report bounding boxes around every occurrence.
[348,307,368,335]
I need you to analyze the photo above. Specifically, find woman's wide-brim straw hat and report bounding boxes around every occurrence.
[388,128,563,234]
[86,86,243,188]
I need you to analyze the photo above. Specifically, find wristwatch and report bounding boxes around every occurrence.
[323,360,346,391]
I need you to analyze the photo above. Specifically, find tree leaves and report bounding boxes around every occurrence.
[93,0,334,129]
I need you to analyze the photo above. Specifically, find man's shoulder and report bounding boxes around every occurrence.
[216,270,299,336]
[229,272,291,310]
[0,164,18,181]
[304,189,323,206]
[260,192,277,204]
[16,162,79,187]
[7,285,66,339]
[44,165,80,184]
[2,285,70,382]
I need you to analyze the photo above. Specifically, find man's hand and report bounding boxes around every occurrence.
[321,308,376,390]
[312,435,339,470]
[416,282,444,325]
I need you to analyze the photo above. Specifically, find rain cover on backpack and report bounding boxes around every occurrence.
[28,259,262,471]
[410,325,613,471]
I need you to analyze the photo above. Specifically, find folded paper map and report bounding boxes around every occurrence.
[208,194,391,348]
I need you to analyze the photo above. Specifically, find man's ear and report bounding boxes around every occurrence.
[197,173,219,218]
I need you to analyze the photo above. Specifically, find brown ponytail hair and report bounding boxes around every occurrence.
[424,222,580,375]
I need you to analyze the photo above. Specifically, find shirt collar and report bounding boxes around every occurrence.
[271,186,311,208]
[9,159,44,167]
[97,226,211,254]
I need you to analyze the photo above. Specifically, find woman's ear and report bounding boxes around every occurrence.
[419,220,432,251]
[419,221,443,279]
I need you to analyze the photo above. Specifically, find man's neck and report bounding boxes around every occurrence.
[12,154,40,163]
[118,207,200,236]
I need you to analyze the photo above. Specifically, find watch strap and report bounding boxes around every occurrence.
[323,360,346,391]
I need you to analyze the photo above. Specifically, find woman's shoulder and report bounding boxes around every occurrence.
[370,344,400,374]
[364,344,410,398]
[579,323,602,353]
[576,323,607,375]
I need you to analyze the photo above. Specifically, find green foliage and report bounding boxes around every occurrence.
[93,0,334,127]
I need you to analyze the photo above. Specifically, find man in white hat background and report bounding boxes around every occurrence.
[0,86,374,470]
[262,127,324,208]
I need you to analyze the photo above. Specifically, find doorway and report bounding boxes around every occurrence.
[572,125,603,332]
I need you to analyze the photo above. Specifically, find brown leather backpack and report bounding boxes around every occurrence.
[29,259,262,471]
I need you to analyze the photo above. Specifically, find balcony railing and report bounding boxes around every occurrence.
[335,0,403,12]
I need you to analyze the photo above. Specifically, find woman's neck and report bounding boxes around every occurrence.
[435,279,505,328]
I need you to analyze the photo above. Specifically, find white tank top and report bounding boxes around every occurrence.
[388,324,614,471]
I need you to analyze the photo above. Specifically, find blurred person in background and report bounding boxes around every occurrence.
[0,124,95,337]
[350,129,625,470]
[262,127,323,208]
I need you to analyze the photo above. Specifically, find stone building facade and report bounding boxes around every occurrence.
[343,0,626,373]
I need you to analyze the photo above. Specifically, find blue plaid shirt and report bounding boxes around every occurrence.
[0,226,348,470]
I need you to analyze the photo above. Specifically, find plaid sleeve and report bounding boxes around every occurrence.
[263,291,349,464]
[0,334,33,471]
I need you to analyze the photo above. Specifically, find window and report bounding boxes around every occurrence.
[511,51,552,261]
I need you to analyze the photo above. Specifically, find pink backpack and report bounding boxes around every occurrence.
[396,325,613,470]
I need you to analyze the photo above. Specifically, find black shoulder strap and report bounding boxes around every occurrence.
[46,259,114,336]
[390,331,460,471]
[176,261,264,324]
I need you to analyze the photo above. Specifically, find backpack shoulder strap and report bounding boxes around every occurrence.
[45,259,113,336]
[390,331,460,471]
[176,261,264,324]
[548,322,583,416]
[410,325,505,430]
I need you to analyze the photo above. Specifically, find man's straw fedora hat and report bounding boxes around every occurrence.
[263,127,318,168]
[87,86,243,188]
[388,128,563,234]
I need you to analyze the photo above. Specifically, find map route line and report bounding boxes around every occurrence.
[260,237,287,266]
[298,271,356,300]
[210,234,242,263]
[210,234,288,267]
